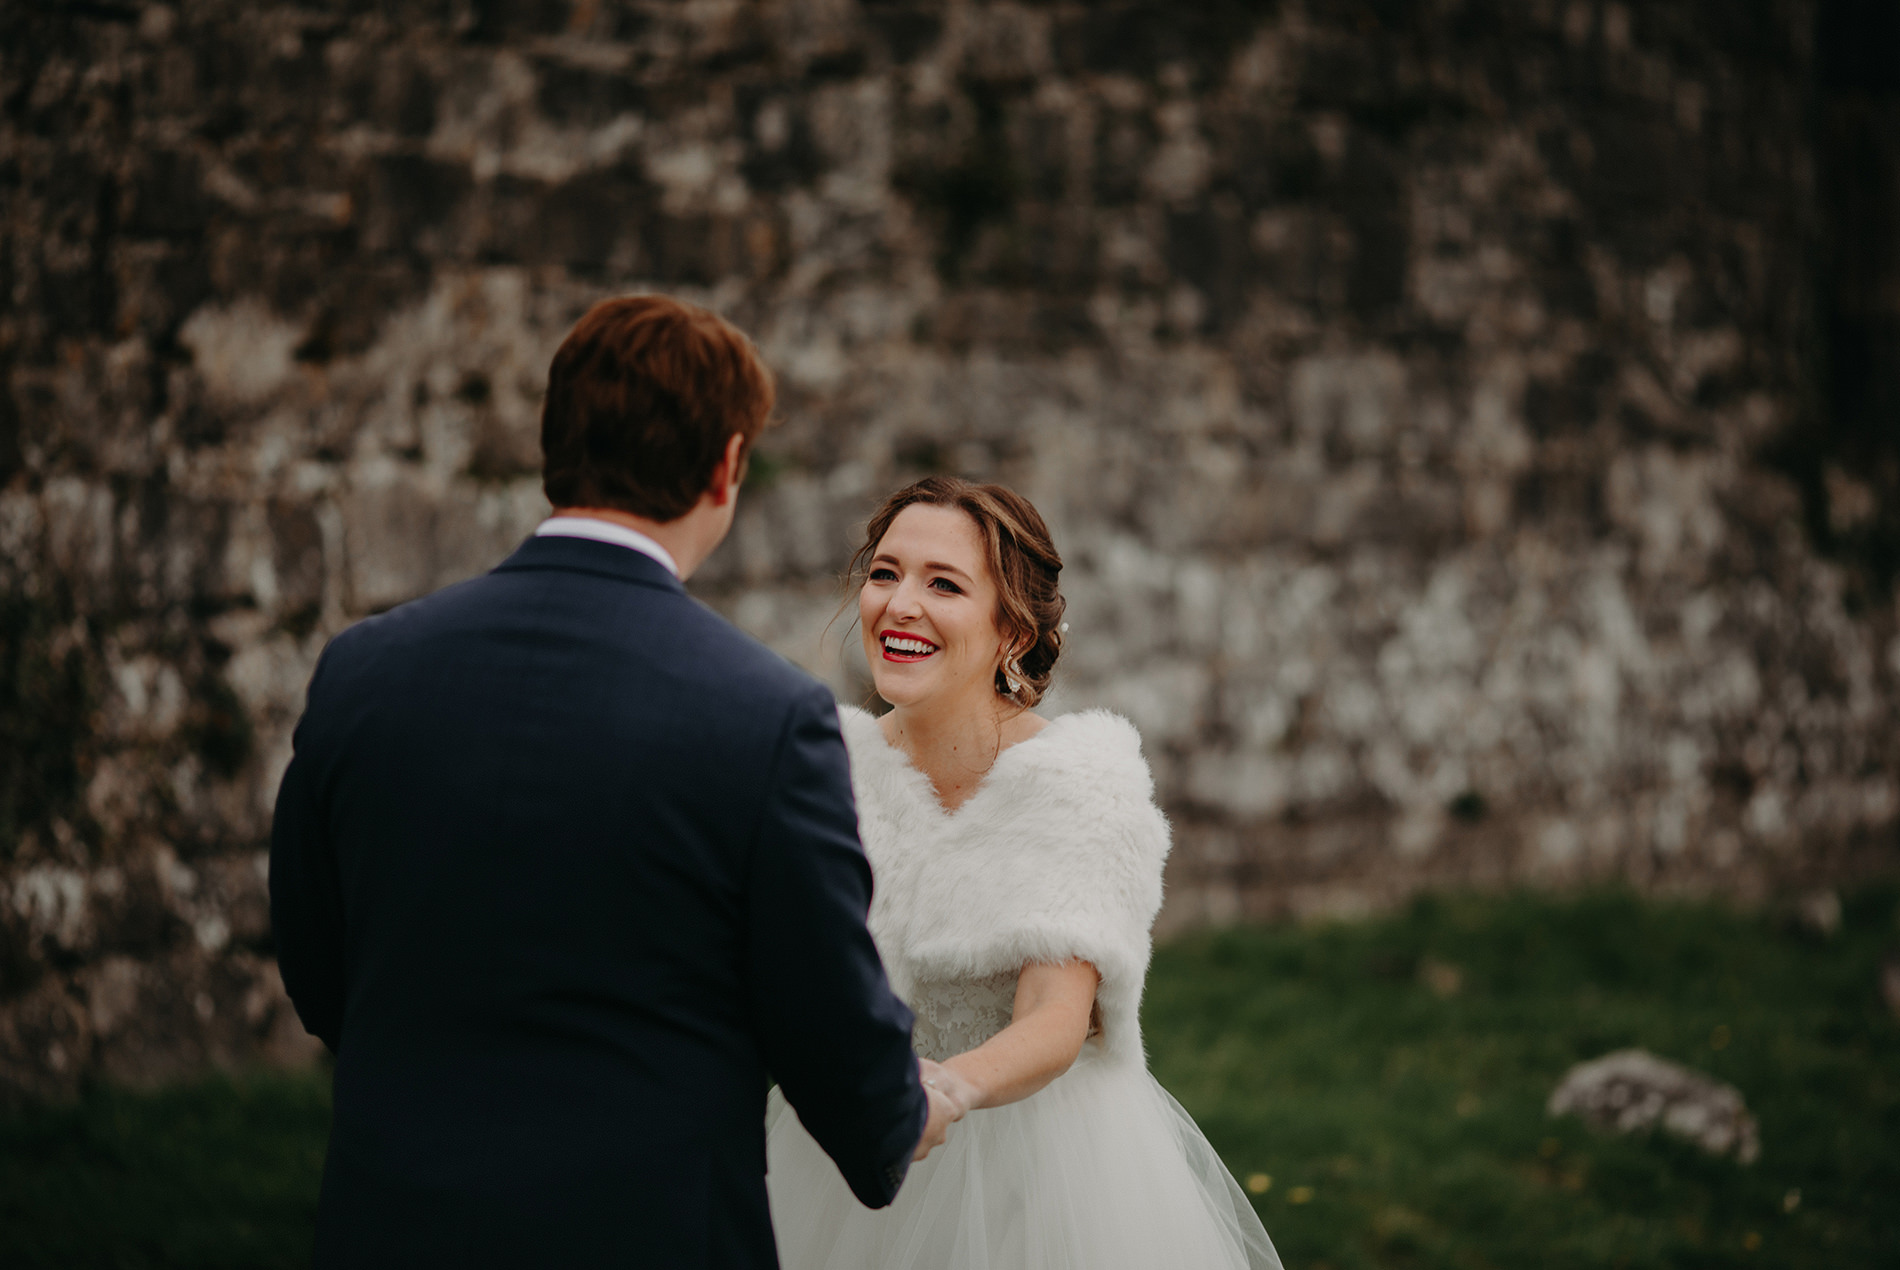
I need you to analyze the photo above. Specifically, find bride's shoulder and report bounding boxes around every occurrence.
[987,709,1170,888]
[1020,709,1155,795]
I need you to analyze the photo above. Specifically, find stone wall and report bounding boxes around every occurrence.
[3,0,1896,1101]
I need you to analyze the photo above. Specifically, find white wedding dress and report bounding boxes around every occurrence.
[764,708,1281,1270]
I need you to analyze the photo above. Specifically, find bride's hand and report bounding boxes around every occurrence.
[919,1056,981,1118]
[913,1058,966,1161]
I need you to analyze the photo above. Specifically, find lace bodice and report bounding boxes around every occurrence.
[907,971,1018,1061]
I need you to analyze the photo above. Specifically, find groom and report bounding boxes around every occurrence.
[271,295,955,1267]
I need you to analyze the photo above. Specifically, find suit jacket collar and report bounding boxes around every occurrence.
[493,534,687,594]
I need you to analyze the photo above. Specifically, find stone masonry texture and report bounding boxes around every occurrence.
[2,0,1896,1100]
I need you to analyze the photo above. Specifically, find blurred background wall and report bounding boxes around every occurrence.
[1,0,1895,1101]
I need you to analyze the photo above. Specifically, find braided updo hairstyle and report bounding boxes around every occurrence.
[847,476,1066,708]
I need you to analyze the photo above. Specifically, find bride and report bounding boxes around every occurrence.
[765,476,1282,1270]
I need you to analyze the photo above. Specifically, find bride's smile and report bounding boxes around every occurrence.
[878,630,940,661]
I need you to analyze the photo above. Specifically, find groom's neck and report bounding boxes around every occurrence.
[552,503,724,580]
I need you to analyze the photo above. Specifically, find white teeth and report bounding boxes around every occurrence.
[883,636,937,655]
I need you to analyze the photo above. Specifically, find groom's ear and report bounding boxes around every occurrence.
[708,432,749,508]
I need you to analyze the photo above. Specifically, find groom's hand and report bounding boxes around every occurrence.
[912,1059,964,1161]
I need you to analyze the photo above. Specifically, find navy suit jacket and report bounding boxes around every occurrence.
[270,535,926,1268]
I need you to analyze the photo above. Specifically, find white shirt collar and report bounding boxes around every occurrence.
[535,516,680,578]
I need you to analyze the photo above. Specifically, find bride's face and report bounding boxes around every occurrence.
[859,504,1009,713]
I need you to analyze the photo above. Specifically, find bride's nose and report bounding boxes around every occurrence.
[887,579,926,620]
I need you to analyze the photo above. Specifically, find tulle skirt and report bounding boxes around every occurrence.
[765,1050,1282,1270]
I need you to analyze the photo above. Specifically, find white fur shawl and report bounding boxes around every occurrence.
[838,705,1170,1066]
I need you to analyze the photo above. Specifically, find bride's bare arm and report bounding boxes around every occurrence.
[931,960,1099,1112]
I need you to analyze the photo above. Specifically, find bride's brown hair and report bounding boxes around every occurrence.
[847,476,1066,708]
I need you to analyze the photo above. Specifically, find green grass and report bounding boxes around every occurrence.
[1144,886,1900,1270]
[0,1068,330,1269]
[1,887,1895,1268]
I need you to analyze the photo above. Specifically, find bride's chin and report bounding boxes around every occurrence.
[870,676,925,709]
[869,662,952,710]
[873,673,1003,719]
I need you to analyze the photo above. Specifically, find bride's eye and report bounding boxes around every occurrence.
[868,567,898,582]
[930,578,962,594]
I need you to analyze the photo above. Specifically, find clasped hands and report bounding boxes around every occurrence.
[912,1057,979,1161]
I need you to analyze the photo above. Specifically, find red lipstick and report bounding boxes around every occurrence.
[878,629,940,663]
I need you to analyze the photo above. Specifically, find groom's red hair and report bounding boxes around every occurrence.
[541,295,776,521]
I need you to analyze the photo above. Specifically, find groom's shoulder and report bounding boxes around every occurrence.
[311,570,489,660]
[305,557,833,720]
[668,598,833,711]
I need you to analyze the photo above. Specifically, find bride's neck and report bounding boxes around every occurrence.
[882,694,1025,808]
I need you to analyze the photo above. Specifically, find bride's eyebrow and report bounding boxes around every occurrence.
[871,554,972,582]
